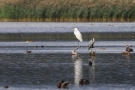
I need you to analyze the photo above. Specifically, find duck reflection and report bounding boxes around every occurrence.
[89,56,95,83]
[72,55,83,85]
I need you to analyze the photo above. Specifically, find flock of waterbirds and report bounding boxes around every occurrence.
[57,28,134,89]
[3,28,133,89]
[72,28,95,55]
[24,28,95,54]
[57,28,96,89]
[57,79,90,89]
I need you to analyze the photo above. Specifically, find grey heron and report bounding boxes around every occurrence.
[88,38,95,56]
[88,38,95,50]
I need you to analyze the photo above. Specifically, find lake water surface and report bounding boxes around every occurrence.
[0,22,135,90]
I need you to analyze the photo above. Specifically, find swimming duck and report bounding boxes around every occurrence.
[57,80,70,88]
[26,50,31,53]
[41,45,44,48]
[3,85,8,89]
[79,79,90,85]
[126,45,133,52]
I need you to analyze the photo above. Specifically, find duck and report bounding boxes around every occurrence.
[79,79,90,85]
[3,85,8,89]
[26,50,31,53]
[126,45,133,52]
[57,80,70,88]
[36,45,38,48]
[41,45,44,48]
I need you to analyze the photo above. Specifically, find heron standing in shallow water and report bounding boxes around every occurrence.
[88,38,95,56]
[88,38,95,50]
[72,28,83,55]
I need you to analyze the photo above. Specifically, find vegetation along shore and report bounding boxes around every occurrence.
[0,0,135,22]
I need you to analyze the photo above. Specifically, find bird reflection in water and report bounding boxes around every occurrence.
[72,55,83,86]
[89,56,95,83]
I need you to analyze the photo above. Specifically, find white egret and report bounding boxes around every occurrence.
[73,28,83,45]
[72,28,83,55]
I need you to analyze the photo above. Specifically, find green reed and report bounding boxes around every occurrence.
[0,3,135,22]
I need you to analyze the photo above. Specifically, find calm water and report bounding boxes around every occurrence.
[0,22,135,90]
[0,22,135,33]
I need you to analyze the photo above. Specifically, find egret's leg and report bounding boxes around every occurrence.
[74,46,80,52]
[72,41,81,55]
[72,46,80,55]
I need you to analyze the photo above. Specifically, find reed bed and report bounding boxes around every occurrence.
[0,0,135,22]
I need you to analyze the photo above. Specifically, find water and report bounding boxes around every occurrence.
[0,22,135,90]
[0,22,135,33]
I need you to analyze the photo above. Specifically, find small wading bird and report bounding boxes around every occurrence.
[72,28,83,55]
[57,80,70,88]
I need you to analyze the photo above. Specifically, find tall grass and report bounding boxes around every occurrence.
[0,0,135,22]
